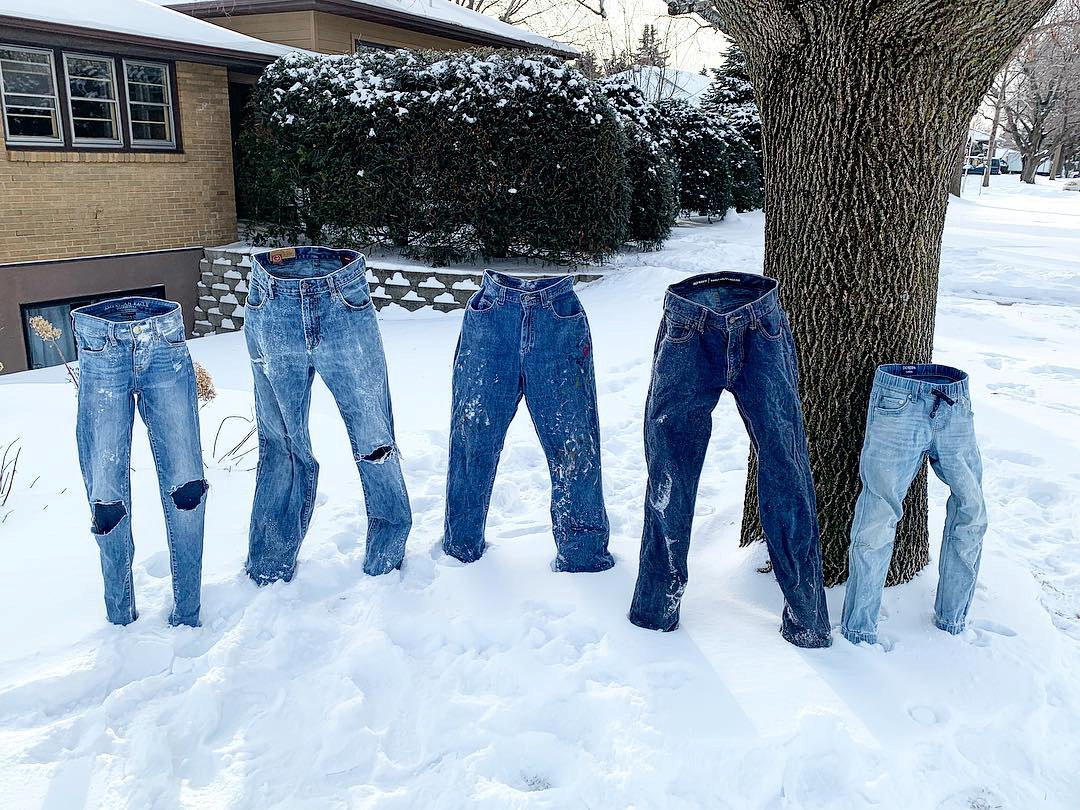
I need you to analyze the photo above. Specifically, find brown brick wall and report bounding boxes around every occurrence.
[0,62,237,263]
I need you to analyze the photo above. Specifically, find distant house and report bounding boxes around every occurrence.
[164,0,578,58]
[610,65,711,106]
[0,0,295,373]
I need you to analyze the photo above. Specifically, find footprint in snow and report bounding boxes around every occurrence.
[986,382,1036,399]
[987,448,1042,467]
[142,551,170,579]
[907,704,950,726]
[968,619,1018,638]
[1027,363,1080,380]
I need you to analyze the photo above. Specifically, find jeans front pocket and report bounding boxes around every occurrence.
[875,392,910,414]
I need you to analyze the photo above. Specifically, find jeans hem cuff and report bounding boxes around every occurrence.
[841,628,878,645]
[246,567,295,586]
[934,617,966,635]
[628,611,678,632]
[782,627,833,648]
[554,554,615,574]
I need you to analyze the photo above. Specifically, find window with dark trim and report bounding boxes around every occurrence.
[0,45,62,145]
[63,52,122,145]
[0,43,181,152]
[124,60,175,147]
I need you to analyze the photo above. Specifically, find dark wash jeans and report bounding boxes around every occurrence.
[72,297,207,627]
[629,272,832,648]
[244,247,411,584]
[443,271,613,572]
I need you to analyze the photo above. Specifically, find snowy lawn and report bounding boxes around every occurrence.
[1,175,1078,808]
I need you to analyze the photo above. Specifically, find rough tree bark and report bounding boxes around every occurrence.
[712,0,1053,585]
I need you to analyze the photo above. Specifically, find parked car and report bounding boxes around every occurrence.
[965,158,1007,175]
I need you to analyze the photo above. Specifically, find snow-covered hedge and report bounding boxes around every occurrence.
[237,50,762,262]
[656,99,762,218]
[239,50,629,264]
[600,77,678,249]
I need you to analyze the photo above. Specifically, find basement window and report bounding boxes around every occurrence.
[0,45,63,146]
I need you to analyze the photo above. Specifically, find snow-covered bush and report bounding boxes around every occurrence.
[239,50,630,264]
[656,99,762,218]
[600,77,678,249]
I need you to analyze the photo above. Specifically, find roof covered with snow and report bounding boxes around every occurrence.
[0,0,294,63]
[610,65,712,106]
[163,0,578,58]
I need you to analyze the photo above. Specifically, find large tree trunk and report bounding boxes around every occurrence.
[718,1,1052,585]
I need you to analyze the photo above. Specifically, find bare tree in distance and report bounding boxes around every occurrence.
[992,1,1080,181]
[667,0,1054,585]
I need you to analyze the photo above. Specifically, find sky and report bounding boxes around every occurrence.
[524,0,731,74]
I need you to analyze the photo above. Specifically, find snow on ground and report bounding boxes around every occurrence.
[1,175,1078,808]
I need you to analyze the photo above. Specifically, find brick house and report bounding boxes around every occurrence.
[0,0,576,374]
[0,0,294,373]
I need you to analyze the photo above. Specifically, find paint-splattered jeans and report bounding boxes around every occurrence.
[443,271,613,572]
[842,364,987,645]
[244,248,412,584]
[73,298,207,627]
[628,272,832,648]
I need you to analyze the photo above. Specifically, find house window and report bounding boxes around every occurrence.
[124,60,175,147]
[353,36,395,53]
[63,53,122,145]
[0,45,62,145]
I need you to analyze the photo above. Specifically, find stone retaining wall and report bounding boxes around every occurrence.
[192,246,603,337]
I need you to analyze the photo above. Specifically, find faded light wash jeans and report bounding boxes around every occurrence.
[244,247,412,584]
[443,271,613,572]
[842,364,987,645]
[628,272,832,648]
[73,298,207,627]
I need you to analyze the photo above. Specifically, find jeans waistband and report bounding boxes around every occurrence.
[663,272,780,330]
[250,246,366,298]
[874,364,970,400]
[71,297,183,340]
[481,270,576,306]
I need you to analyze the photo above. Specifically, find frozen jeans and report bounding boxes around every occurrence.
[842,364,987,644]
[244,247,411,583]
[628,272,832,648]
[73,298,207,627]
[443,271,613,572]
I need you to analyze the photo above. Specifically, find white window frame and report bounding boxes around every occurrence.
[0,44,63,147]
[62,51,122,147]
[123,59,176,149]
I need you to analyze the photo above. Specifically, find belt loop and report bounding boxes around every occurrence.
[266,274,275,300]
[328,273,338,296]
[697,309,708,331]
[498,285,507,305]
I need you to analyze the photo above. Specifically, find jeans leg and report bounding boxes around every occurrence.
[841,405,928,645]
[245,333,319,585]
[76,361,137,625]
[524,307,612,573]
[629,322,722,631]
[443,311,522,563]
[730,327,831,648]
[316,309,412,576]
[137,344,207,627]
[928,405,987,634]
